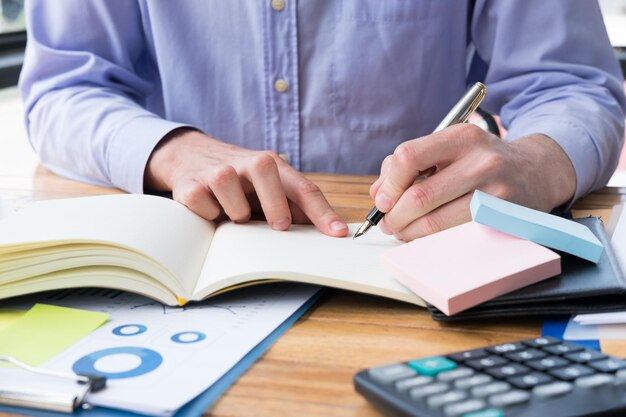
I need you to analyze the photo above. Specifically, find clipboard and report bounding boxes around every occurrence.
[0,356,106,413]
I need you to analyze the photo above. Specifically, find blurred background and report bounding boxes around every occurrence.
[1,0,626,185]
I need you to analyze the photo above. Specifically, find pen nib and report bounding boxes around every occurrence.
[353,221,372,239]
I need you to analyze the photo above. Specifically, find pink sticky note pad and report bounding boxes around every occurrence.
[381,222,561,316]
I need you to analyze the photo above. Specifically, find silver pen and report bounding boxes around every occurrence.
[353,82,487,239]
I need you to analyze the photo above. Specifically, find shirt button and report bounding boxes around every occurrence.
[271,0,285,11]
[274,79,289,93]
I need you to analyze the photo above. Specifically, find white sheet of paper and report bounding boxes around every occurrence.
[2,284,319,416]
[611,202,626,278]
[574,311,626,325]
[0,198,14,221]
[564,316,626,340]
[194,222,423,305]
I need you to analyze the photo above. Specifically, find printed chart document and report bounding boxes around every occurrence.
[2,284,319,416]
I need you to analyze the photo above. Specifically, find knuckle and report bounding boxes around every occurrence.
[177,182,206,208]
[393,143,417,166]
[455,122,482,139]
[229,206,251,223]
[408,183,434,209]
[211,165,237,187]
[416,214,443,237]
[252,152,279,172]
[296,179,322,198]
[488,184,515,202]
[381,155,393,171]
[453,123,485,150]
[478,151,506,177]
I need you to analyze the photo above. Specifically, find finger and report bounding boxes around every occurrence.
[379,159,480,235]
[375,125,471,213]
[206,165,251,223]
[369,155,393,199]
[244,153,292,231]
[173,179,222,221]
[288,200,312,225]
[280,166,348,237]
[393,193,472,242]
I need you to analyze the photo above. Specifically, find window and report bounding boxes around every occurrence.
[0,0,25,88]
[0,0,24,34]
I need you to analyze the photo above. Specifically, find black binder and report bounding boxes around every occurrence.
[429,217,626,321]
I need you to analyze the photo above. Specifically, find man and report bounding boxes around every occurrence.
[19,1,625,241]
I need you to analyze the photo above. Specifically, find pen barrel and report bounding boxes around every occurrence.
[367,208,386,226]
[433,82,486,132]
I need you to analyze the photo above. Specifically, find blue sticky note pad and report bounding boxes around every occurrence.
[470,190,603,263]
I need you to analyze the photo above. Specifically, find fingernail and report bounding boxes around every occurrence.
[330,220,347,232]
[272,218,291,230]
[376,192,392,211]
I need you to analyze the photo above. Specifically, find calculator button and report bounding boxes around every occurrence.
[486,342,526,354]
[488,389,530,408]
[454,374,493,390]
[549,364,594,381]
[466,356,508,370]
[542,342,584,355]
[471,381,511,398]
[409,356,457,376]
[526,356,570,371]
[368,363,417,385]
[426,390,467,408]
[438,367,474,382]
[532,381,573,399]
[505,348,547,362]
[575,373,615,389]
[449,348,489,362]
[564,350,607,363]
[409,382,449,400]
[507,372,553,389]
[442,399,486,416]
[395,376,433,392]
[588,358,626,373]
[615,369,626,385]
[461,409,504,417]
[486,363,530,379]
[522,336,561,348]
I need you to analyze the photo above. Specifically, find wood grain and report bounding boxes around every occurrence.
[1,142,625,416]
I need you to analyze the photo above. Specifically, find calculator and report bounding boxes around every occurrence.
[354,337,626,417]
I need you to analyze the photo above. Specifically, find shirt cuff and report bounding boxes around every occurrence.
[505,117,598,209]
[107,115,194,194]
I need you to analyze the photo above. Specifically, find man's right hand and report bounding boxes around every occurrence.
[144,129,348,237]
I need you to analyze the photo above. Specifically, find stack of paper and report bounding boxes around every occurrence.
[564,312,626,341]
[383,190,604,316]
[574,311,626,326]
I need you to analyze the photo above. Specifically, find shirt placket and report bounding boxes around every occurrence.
[262,0,301,170]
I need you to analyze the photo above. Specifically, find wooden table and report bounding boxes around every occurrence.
[1,143,626,416]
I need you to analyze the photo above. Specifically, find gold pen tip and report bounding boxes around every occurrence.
[353,222,371,239]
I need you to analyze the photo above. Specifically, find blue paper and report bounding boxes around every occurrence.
[542,315,600,351]
[470,190,603,263]
[0,291,322,417]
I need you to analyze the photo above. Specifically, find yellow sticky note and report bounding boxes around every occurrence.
[0,309,26,331]
[0,303,108,366]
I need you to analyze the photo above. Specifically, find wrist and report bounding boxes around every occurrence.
[510,134,577,210]
[144,127,202,191]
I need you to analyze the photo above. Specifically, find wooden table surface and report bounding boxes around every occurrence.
[1,132,626,416]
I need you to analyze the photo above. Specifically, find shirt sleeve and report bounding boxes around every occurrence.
[19,1,191,194]
[472,0,626,204]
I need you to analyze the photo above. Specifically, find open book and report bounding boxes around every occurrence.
[0,195,425,307]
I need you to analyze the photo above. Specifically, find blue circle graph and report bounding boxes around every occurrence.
[112,324,147,336]
[171,331,206,344]
[72,346,163,379]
